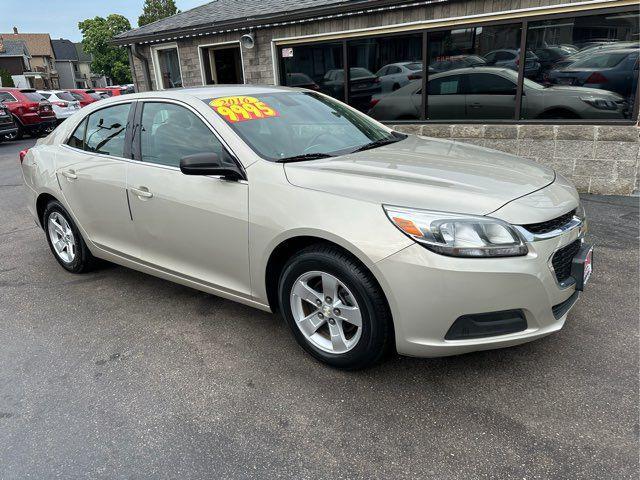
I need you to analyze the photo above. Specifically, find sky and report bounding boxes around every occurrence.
[1,0,208,41]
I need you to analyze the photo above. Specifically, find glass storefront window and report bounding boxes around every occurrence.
[277,8,639,124]
[523,11,639,120]
[280,42,344,101]
[426,24,522,120]
[348,34,423,120]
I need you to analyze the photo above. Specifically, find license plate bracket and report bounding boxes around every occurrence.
[570,243,593,291]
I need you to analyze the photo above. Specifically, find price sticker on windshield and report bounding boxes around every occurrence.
[209,96,279,123]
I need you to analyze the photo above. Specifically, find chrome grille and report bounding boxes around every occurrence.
[521,209,576,235]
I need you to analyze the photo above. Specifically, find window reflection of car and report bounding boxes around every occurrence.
[285,73,320,91]
[484,49,541,77]
[533,46,577,77]
[375,62,423,93]
[367,67,625,120]
[429,55,486,72]
[546,48,639,99]
[322,67,381,110]
[550,42,637,70]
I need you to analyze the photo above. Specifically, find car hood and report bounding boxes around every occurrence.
[537,85,623,99]
[284,135,555,216]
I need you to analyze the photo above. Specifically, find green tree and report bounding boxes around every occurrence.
[78,14,133,85]
[138,0,180,27]
[0,68,15,87]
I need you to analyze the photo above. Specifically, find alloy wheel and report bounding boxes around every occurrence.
[290,271,363,354]
[47,212,76,264]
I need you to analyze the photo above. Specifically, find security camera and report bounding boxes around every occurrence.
[240,33,255,50]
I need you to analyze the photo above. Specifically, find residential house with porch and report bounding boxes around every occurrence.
[0,28,59,89]
[0,37,31,86]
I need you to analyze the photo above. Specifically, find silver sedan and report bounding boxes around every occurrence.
[20,86,592,368]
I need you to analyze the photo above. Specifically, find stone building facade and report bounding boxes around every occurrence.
[116,0,639,195]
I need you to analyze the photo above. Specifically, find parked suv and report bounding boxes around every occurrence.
[0,102,18,141]
[0,88,56,139]
[37,90,81,123]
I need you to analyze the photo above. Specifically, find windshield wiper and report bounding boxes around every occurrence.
[352,134,405,153]
[275,153,334,163]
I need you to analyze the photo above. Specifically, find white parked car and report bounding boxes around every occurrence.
[19,86,592,369]
[375,61,423,93]
[37,90,81,122]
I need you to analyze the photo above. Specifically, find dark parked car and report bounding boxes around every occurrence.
[533,46,577,76]
[546,48,639,98]
[0,102,18,141]
[0,88,56,139]
[429,55,486,72]
[322,67,381,111]
[484,49,541,78]
[284,72,320,90]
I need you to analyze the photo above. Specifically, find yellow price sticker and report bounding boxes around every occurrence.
[209,96,279,123]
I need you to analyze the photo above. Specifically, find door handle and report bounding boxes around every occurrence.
[130,186,153,199]
[61,169,77,180]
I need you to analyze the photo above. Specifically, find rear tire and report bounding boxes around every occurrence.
[43,200,96,273]
[278,245,393,369]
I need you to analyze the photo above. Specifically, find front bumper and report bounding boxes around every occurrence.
[377,224,585,357]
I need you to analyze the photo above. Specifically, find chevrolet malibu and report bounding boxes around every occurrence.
[20,86,593,369]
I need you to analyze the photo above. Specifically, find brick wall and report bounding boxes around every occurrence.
[392,124,640,195]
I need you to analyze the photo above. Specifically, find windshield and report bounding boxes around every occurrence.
[406,63,422,71]
[56,92,76,101]
[204,92,399,161]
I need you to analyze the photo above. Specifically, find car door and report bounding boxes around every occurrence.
[127,100,250,297]
[57,101,138,258]
[465,72,517,119]
[426,74,466,119]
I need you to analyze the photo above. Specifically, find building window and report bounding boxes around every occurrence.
[426,23,522,120]
[152,44,183,89]
[523,11,639,120]
[276,7,639,124]
[280,42,344,100]
[348,33,423,120]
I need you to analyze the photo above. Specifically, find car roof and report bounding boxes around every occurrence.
[430,67,514,78]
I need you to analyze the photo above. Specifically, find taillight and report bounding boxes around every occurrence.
[53,101,69,107]
[585,72,608,84]
[19,148,29,163]
[407,74,421,80]
[373,77,381,83]
[370,98,380,108]
[27,102,38,112]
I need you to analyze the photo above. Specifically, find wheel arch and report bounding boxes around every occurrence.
[36,192,60,228]
[264,234,394,324]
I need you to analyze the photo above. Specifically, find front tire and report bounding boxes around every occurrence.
[43,200,96,273]
[278,245,393,369]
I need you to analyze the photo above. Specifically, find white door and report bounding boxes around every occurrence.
[126,101,251,297]
[57,102,138,257]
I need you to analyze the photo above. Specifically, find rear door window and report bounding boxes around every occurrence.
[67,119,87,149]
[84,103,131,157]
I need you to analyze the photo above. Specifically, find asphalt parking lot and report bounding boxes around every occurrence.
[0,137,638,479]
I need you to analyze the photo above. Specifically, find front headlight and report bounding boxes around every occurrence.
[384,206,528,258]
[580,96,619,110]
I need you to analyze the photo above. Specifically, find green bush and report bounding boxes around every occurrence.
[0,68,14,88]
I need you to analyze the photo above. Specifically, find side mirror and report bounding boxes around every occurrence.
[180,152,244,181]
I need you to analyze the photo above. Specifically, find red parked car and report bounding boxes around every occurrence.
[68,89,104,107]
[94,87,125,97]
[0,88,56,139]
